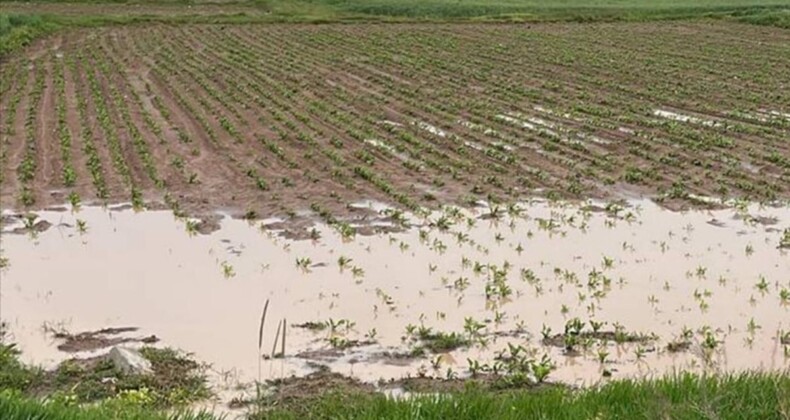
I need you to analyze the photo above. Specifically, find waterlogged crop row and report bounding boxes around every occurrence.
[17,61,45,206]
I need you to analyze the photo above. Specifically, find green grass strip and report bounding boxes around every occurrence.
[0,389,216,420]
[251,372,790,419]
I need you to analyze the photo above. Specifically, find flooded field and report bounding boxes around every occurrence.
[2,199,789,406]
[2,5,790,417]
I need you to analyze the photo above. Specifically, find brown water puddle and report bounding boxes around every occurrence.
[1,199,789,407]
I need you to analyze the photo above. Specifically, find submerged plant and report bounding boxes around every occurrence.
[755,276,770,294]
[185,220,199,236]
[338,256,352,270]
[76,219,88,234]
[221,261,236,279]
[780,229,790,249]
[296,257,312,271]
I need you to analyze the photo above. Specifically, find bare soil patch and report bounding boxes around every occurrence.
[49,327,159,353]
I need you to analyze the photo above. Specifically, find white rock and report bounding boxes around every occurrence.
[109,346,153,375]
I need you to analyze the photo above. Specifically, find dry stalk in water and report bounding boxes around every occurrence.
[272,319,283,358]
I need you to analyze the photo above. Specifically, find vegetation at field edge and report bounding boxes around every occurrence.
[1,0,789,59]
[2,370,790,419]
[0,391,215,420]
[251,372,790,419]
[4,326,790,419]
[0,336,212,419]
[0,13,57,57]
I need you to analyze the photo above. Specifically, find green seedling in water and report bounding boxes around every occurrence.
[296,257,312,271]
[541,324,552,340]
[309,228,320,241]
[613,323,629,344]
[597,348,609,364]
[590,320,605,333]
[780,288,790,305]
[335,222,356,241]
[747,318,761,335]
[634,346,646,360]
[682,327,693,340]
[602,256,614,269]
[67,192,81,210]
[467,358,484,377]
[431,215,453,231]
[76,219,88,234]
[431,356,443,371]
[700,328,720,361]
[338,256,352,270]
[23,214,36,230]
[780,229,790,249]
[221,261,236,278]
[328,336,351,349]
[455,232,469,245]
[185,220,199,236]
[566,318,585,336]
[131,187,144,211]
[418,230,430,244]
[473,262,486,276]
[532,355,555,383]
[365,328,377,340]
[452,276,469,291]
[464,317,485,337]
[351,266,365,278]
[325,318,355,334]
[755,276,769,294]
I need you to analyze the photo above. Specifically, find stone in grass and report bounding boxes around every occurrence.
[109,346,153,375]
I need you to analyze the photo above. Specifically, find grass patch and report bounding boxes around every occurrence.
[0,342,43,392]
[4,370,790,418]
[404,326,472,355]
[35,347,210,407]
[252,372,790,419]
[2,0,789,60]
[0,329,210,412]
[3,333,790,419]
[0,390,214,420]
[735,7,790,27]
[0,333,213,418]
[0,13,59,58]
[320,0,790,20]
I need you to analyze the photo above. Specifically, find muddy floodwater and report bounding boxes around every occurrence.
[2,199,789,404]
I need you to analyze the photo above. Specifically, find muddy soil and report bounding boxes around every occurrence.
[49,327,159,353]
